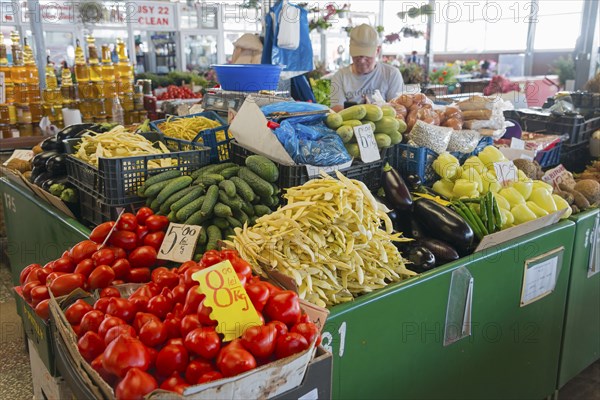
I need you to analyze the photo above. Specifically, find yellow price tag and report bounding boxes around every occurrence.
[192,260,262,342]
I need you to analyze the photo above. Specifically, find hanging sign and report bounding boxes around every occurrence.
[130,1,176,30]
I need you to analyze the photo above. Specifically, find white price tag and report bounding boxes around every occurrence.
[510,137,526,150]
[305,160,353,178]
[493,161,518,186]
[520,247,563,306]
[353,124,381,163]
[3,150,35,166]
[158,223,202,263]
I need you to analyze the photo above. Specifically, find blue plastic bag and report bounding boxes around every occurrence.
[261,101,328,124]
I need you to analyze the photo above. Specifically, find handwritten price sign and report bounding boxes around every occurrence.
[192,260,262,341]
[158,223,202,263]
[493,161,518,186]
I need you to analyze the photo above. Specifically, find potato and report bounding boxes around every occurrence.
[574,179,600,203]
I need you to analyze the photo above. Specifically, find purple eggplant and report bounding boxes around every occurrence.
[382,163,413,211]
[418,238,460,264]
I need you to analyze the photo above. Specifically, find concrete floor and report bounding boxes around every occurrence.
[0,259,597,399]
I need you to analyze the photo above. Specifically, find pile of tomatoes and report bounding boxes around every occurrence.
[19,207,169,320]
[155,85,202,101]
[65,249,321,399]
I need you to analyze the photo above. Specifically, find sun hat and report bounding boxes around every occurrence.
[349,24,379,58]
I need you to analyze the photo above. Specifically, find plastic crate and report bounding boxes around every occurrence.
[230,141,384,191]
[384,137,493,186]
[570,92,600,109]
[535,141,563,169]
[507,110,600,145]
[66,144,210,205]
[150,111,232,163]
[78,187,144,226]
[560,142,592,174]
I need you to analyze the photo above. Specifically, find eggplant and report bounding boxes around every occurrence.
[382,163,413,210]
[406,174,422,189]
[40,176,69,192]
[30,165,47,182]
[418,238,460,264]
[40,136,64,152]
[33,171,54,187]
[409,218,428,240]
[56,123,95,142]
[46,154,67,176]
[413,198,474,255]
[396,242,436,273]
[32,151,59,169]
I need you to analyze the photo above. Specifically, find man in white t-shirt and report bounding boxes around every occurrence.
[330,24,404,112]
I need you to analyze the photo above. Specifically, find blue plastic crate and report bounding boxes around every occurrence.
[535,141,562,169]
[150,111,232,163]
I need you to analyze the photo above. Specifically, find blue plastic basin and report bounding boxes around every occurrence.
[213,64,283,92]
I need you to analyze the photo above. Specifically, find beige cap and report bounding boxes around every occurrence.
[350,24,379,58]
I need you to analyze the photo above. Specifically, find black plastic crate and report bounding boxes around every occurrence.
[66,144,210,205]
[506,110,600,145]
[230,141,384,191]
[78,187,144,226]
[560,142,592,174]
[570,92,600,109]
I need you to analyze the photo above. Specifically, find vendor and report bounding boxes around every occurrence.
[231,33,263,64]
[475,60,492,78]
[330,24,404,112]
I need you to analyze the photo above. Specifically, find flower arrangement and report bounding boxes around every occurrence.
[429,66,457,85]
[400,63,425,85]
[457,59,480,74]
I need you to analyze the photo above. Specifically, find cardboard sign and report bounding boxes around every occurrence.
[354,124,381,163]
[305,160,353,178]
[493,161,518,186]
[3,149,34,166]
[542,164,577,190]
[520,247,564,306]
[192,260,262,341]
[158,223,202,263]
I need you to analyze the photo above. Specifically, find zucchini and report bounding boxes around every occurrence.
[140,170,181,195]
[206,225,222,251]
[219,180,236,197]
[220,166,240,179]
[200,185,220,217]
[363,104,384,122]
[253,204,271,217]
[336,125,355,143]
[341,119,363,128]
[375,133,392,148]
[195,173,224,186]
[214,202,233,218]
[339,105,367,121]
[245,155,279,183]
[212,217,230,230]
[381,105,397,118]
[170,186,206,213]
[229,176,255,203]
[156,176,193,204]
[374,117,400,134]
[184,210,210,226]
[176,195,206,222]
[238,167,274,199]
[144,177,181,199]
[218,190,243,211]
[160,186,198,215]
[325,113,343,129]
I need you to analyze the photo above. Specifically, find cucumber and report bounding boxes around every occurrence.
[214,202,233,218]
[262,194,279,208]
[144,177,181,199]
[200,185,220,217]
[156,176,193,204]
[195,173,224,186]
[159,186,197,215]
[184,210,210,226]
[375,133,392,148]
[145,197,153,206]
[338,105,367,121]
[206,225,222,251]
[238,167,274,199]
[241,202,255,217]
[150,197,161,212]
[218,190,243,211]
[198,227,208,245]
[212,217,230,230]
[167,210,178,222]
[253,204,271,217]
[170,186,206,213]
[176,195,206,222]
[225,216,242,229]
[220,166,240,179]
[193,252,203,262]
[271,183,281,196]
[191,164,221,180]
[229,177,255,203]
[222,228,236,240]
[140,170,181,195]
[325,113,343,130]
[245,155,279,183]
[233,209,249,225]
[219,180,236,197]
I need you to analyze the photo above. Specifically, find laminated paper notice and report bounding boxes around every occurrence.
[587,213,600,278]
[520,247,564,306]
[444,267,474,346]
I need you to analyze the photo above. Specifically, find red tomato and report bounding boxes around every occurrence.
[298,313,311,324]
[49,273,86,297]
[102,335,151,378]
[275,332,309,359]
[171,284,187,306]
[180,314,202,338]
[97,316,126,340]
[106,297,136,322]
[143,231,165,251]
[197,371,223,384]
[116,368,158,400]
[217,348,257,377]
[109,231,138,251]
[78,331,105,362]
[135,207,154,225]
[80,310,105,335]
[131,282,159,299]
[241,324,277,359]
[35,299,50,320]
[177,261,197,276]
[153,270,178,289]
[112,279,125,285]
[268,321,288,338]
[128,268,152,283]
[89,222,115,244]
[94,297,111,313]
[91,355,116,386]
[219,249,239,261]
[111,258,131,280]
[23,266,41,286]
[151,267,169,282]
[44,272,66,287]
[52,256,75,273]
[197,300,217,326]
[147,293,172,319]
[91,248,115,267]
[30,285,50,307]
[104,324,137,345]
[155,343,189,376]
[168,338,185,347]
[130,295,149,313]
[70,240,99,263]
[107,247,127,260]
[291,322,321,346]
[117,213,138,232]
[199,252,222,268]
[182,285,203,315]
[133,312,161,333]
[160,373,188,394]
[230,257,252,280]
[147,347,158,370]
[264,291,301,327]
[136,225,150,246]
[182,267,202,289]
[99,287,121,298]
[185,359,214,384]
[88,265,115,290]
[65,299,94,326]
[20,264,41,285]
[184,327,221,360]
[145,215,169,232]
[129,246,158,269]
[139,319,168,347]
[74,259,95,277]
[245,282,270,312]
[164,314,182,340]
[22,280,40,302]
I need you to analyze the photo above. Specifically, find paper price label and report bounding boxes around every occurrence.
[510,137,525,150]
[3,149,34,166]
[542,164,576,190]
[520,247,563,306]
[192,260,262,341]
[305,160,353,178]
[158,223,202,263]
[493,161,518,186]
[354,124,381,163]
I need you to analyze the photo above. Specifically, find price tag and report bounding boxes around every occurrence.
[520,247,563,306]
[3,149,34,166]
[542,164,576,191]
[305,160,353,178]
[158,223,202,263]
[493,161,518,186]
[354,124,381,163]
[192,260,262,341]
[510,137,526,150]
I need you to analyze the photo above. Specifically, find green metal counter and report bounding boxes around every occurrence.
[558,208,600,388]
[0,178,89,285]
[322,220,576,399]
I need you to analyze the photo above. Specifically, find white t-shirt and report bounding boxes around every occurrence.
[330,63,404,108]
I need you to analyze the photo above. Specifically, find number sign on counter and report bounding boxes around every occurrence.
[354,124,381,163]
[158,223,202,263]
[520,247,564,306]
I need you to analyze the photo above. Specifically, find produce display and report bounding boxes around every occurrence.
[390,93,464,132]
[18,207,169,320]
[156,115,225,143]
[138,155,280,257]
[155,85,202,101]
[230,171,414,307]
[61,249,321,399]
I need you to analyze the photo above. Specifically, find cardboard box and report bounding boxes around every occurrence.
[271,348,333,400]
[29,338,75,400]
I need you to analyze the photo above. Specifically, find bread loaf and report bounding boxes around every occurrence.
[457,96,493,111]
[462,109,493,121]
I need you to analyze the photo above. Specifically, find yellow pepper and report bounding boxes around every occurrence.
[499,187,526,207]
[482,170,502,194]
[529,188,558,213]
[463,156,487,175]
[452,179,479,199]
[432,179,455,200]
[499,207,514,229]
[552,194,573,219]
[532,180,554,194]
[526,201,549,218]
[462,167,483,193]
[433,153,461,180]
[511,203,537,225]
[511,181,533,201]
[477,146,506,168]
